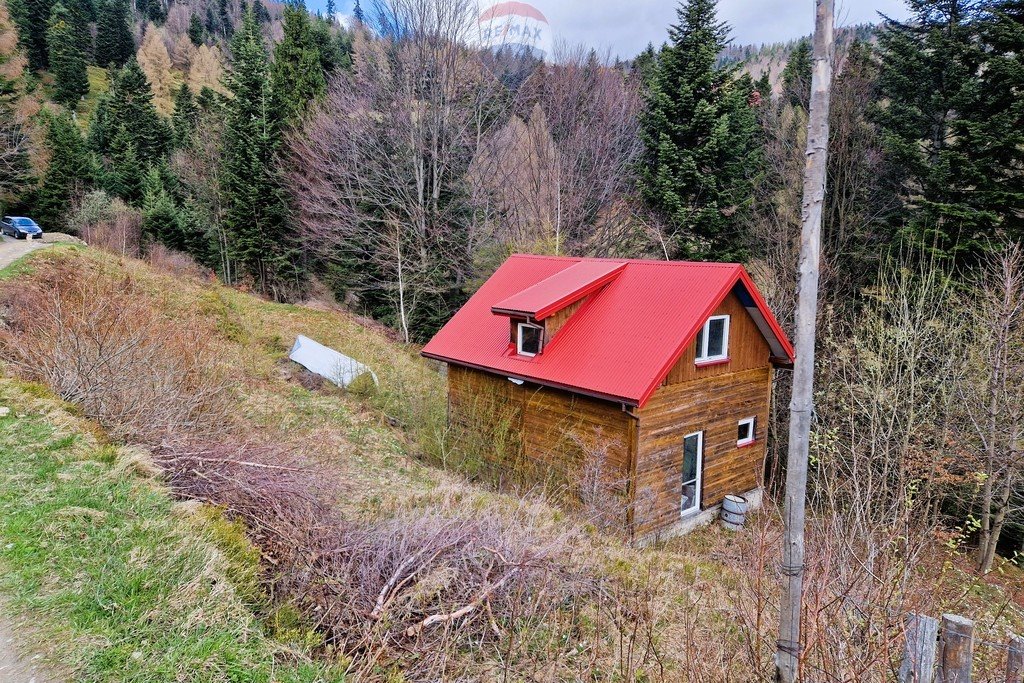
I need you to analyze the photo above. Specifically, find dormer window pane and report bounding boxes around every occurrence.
[695,314,730,363]
[706,317,726,356]
[517,323,543,356]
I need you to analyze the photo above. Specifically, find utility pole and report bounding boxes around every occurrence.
[776,1,834,681]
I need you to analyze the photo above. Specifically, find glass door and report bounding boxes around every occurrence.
[681,431,703,516]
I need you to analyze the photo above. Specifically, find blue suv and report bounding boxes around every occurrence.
[1,216,43,240]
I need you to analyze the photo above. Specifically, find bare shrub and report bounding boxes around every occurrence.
[145,242,213,280]
[155,438,668,681]
[70,190,143,257]
[0,260,230,444]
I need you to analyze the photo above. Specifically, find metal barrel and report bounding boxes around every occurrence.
[720,495,748,530]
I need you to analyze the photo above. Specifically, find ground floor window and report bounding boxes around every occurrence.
[737,416,756,446]
[681,431,703,516]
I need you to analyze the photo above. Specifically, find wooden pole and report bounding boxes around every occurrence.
[938,614,974,683]
[1006,634,1024,683]
[775,1,834,681]
[900,613,939,683]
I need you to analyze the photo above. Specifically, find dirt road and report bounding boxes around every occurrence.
[0,233,80,271]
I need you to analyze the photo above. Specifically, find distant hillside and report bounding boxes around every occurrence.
[721,23,878,94]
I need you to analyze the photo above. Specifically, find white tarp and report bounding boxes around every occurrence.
[288,335,378,388]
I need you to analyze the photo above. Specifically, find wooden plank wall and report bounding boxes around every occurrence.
[635,367,772,535]
[447,365,632,489]
[664,291,772,384]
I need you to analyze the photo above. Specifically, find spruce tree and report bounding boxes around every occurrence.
[36,112,93,229]
[222,8,296,296]
[874,0,993,260]
[272,4,326,124]
[95,58,169,163]
[9,0,55,70]
[639,0,761,261]
[171,84,199,148]
[107,130,144,203]
[325,0,334,20]
[218,0,232,37]
[142,166,183,248]
[253,0,270,23]
[47,2,89,106]
[95,0,134,67]
[188,12,204,45]
[353,0,364,23]
[781,39,811,110]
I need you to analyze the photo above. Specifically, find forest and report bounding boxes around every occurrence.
[0,0,1024,676]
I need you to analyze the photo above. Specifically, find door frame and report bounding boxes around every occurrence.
[680,430,704,517]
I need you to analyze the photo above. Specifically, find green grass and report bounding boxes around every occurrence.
[75,65,111,131]
[0,243,82,280]
[0,379,346,682]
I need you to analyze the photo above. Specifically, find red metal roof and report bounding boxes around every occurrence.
[421,255,795,407]
[491,260,626,320]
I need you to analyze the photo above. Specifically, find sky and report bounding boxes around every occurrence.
[320,0,913,60]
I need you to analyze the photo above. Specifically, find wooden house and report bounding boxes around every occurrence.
[421,255,795,537]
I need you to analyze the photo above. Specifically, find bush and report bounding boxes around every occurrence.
[69,190,143,257]
[0,259,230,444]
[146,242,212,279]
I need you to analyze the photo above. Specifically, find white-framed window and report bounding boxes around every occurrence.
[695,314,730,363]
[516,322,544,357]
[681,431,703,516]
[737,416,756,447]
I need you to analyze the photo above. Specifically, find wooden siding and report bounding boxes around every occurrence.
[447,365,632,487]
[544,296,588,341]
[634,367,772,535]
[664,291,772,385]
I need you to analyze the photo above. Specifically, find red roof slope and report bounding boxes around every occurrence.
[491,260,626,320]
[421,255,794,407]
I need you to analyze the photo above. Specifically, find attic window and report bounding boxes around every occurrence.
[738,416,756,446]
[695,315,730,364]
[517,322,544,357]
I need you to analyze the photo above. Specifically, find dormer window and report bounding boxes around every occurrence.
[517,322,544,357]
[695,315,730,364]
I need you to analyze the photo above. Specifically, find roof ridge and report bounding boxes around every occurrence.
[507,253,742,269]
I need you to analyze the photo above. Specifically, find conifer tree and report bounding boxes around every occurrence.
[47,2,89,106]
[171,83,199,147]
[142,165,183,248]
[222,8,296,296]
[875,0,993,260]
[325,0,334,20]
[353,0,364,23]
[188,12,204,45]
[93,58,169,163]
[639,0,761,261]
[37,112,93,229]
[95,0,134,67]
[9,0,55,70]
[253,0,270,23]
[107,130,144,203]
[272,4,326,124]
[218,0,232,37]
[781,39,811,110]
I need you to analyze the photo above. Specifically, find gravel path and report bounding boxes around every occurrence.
[0,233,81,271]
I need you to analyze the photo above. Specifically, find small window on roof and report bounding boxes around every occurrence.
[695,314,730,363]
[517,322,543,357]
[737,416,756,446]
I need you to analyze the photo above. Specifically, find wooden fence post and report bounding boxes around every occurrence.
[1007,634,1024,683]
[900,613,939,683]
[939,614,974,683]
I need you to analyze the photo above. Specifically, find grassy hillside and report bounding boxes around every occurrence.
[0,376,344,682]
[1,245,1023,681]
